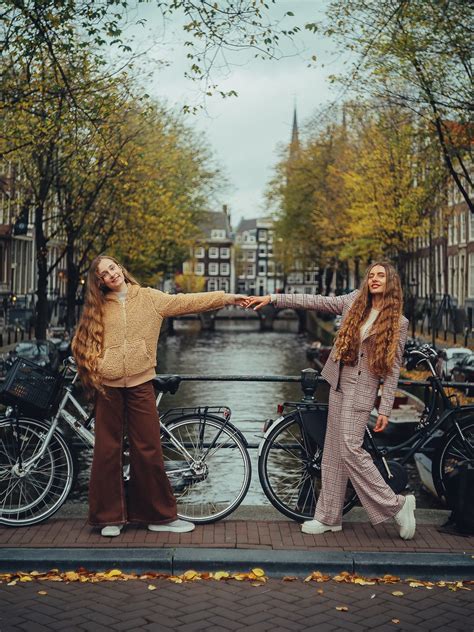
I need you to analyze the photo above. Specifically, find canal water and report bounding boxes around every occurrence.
[69,317,442,510]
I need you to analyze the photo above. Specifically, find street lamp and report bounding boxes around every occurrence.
[407,278,418,339]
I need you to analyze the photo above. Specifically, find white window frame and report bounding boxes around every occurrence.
[195,246,205,258]
[220,247,230,259]
[220,262,230,276]
[208,247,219,259]
[195,263,205,276]
[208,262,219,276]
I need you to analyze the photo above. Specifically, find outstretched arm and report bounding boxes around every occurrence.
[246,290,358,315]
[148,288,246,318]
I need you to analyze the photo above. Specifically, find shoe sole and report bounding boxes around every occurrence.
[301,525,342,535]
[400,495,416,540]
[147,525,195,533]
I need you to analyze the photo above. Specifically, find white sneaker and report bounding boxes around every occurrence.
[148,519,195,533]
[301,519,342,535]
[394,494,416,540]
[101,525,123,537]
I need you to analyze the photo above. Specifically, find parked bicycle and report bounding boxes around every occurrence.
[0,358,251,527]
[258,346,474,522]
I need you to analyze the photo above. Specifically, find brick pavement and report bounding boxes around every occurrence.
[0,576,473,631]
[0,518,473,553]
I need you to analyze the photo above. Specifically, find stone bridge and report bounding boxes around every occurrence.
[168,304,307,333]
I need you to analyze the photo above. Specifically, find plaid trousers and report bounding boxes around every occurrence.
[314,365,404,526]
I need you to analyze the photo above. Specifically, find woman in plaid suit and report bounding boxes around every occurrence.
[246,262,416,540]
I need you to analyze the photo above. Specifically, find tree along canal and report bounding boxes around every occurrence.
[68,318,443,511]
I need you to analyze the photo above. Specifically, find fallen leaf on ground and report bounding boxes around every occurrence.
[336,606,348,611]
[392,619,400,624]
[282,576,298,582]
[391,591,404,597]
[147,585,157,591]
[37,591,47,596]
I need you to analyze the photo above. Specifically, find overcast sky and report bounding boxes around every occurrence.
[121,1,349,226]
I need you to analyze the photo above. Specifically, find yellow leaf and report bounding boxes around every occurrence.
[183,570,198,581]
[38,591,48,596]
[19,576,33,582]
[106,569,122,578]
[392,619,400,624]
[64,572,80,582]
[354,578,376,586]
[317,589,324,595]
[7,581,17,586]
[282,576,298,582]
[392,591,404,597]
[336,606,348,611]
[168,576,183,584]
[251,568,265,577]
[232,574,247,581]
[408,582,425,588]
[148,584,157,591]
[213,571,230,581]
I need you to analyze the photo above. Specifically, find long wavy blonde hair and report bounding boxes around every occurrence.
[333,261,403,377]
[71,255,140,395]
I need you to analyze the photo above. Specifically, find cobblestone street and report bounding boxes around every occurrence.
[1,576,473,632]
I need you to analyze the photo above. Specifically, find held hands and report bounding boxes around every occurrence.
[229,294,249,307]
[243,295,271,310]
[374,414,389,432]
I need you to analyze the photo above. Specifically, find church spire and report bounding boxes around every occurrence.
[290,105,300,159]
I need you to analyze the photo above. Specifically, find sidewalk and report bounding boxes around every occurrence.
[1,509,473,580]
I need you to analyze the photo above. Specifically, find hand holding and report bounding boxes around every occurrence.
[230,294,248,307]
[244,295,271,310]
[374,414,389,433]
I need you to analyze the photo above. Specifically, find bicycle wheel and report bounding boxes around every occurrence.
[432,417,474,502]
[161,415,251,523]
[258,414,357,522]
[0,417,74,526]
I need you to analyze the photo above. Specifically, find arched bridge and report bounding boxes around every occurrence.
[168,304,307,333]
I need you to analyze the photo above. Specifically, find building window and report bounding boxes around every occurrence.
[209,262,219,276]
[207,279,218,291]
[469,213,474,241]
[220,247,230,259]
[460,211,466,244]
[220,262,230,275]
[258,261,267,275]
[246,264,255,277]
[258,244,267,256]
[182,261,192,274]
[209,247,219,259]
[195,246,205,258]
[247,251,256,262]
[195,263,204,276]
[267,260,275,275]
[211,229,226,240]
[469,254,474,298]
[258,229,267,242]
[219,279,229,292]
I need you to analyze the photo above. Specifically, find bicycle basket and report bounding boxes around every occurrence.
[0,357,61,415]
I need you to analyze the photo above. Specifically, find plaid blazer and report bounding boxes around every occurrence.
[274,291,409,417]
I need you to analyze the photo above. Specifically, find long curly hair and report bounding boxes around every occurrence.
[333,261,403,378]
[71,255,140,396]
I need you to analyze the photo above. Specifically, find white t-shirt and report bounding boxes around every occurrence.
[360,308,380,340]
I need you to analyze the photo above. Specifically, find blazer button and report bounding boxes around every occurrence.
[360,353,364,358]
[358,370,361,375]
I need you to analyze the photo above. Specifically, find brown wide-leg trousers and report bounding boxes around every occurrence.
[315,366,405,526]
[88,381,178,526]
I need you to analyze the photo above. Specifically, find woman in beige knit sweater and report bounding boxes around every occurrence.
[72,255,245,537]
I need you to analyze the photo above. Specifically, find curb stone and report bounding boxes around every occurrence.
[1,548,473,580]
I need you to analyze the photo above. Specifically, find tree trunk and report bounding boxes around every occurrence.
[65,237,80,331]
[35,203,49,339]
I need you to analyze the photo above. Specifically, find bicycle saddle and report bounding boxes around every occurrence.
[153,375,182,394]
